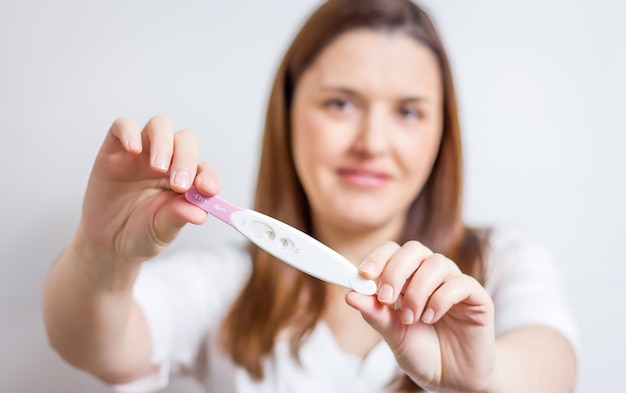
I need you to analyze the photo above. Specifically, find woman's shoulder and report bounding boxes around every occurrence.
[483,223,556,272]
[470,221,566,301]
[479,223,578,344]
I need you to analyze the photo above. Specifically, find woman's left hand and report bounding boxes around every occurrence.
[345,240,496,393]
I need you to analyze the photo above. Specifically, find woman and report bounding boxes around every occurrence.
[43,0,578,391]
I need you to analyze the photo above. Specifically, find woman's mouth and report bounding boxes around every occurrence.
[338,168,391,187]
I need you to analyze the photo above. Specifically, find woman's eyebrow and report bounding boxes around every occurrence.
[317,85,359,96]
[317,85,434,104]
[402,95,433,104]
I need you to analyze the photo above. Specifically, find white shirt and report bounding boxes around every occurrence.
[115,226,578,393]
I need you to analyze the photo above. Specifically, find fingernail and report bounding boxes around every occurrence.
[359,261,376,276]
[128,136,141,152]
[378,284,393,303]
[200,176,217,190]
[173,170,190,188]
[401,308,415,324]
[422,308,435,323]
[154,153,170,171]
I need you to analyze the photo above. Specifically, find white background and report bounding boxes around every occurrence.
[1,1,624,392]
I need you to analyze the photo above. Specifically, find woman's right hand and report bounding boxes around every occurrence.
[76,115,218,265]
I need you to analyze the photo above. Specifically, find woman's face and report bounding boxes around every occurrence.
[291,28,443,239]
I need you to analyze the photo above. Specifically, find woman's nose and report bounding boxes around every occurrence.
[352,106,391,156]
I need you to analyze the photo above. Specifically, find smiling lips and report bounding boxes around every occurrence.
[337,167,391,187]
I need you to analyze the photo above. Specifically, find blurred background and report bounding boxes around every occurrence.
[1,0,624,391]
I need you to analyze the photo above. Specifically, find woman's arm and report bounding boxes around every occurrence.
[491,325,577,393]
[43,240,155,384]
[346,240,577,393]
[42,115,216,385]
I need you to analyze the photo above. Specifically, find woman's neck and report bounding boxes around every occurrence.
[313,218,404,266]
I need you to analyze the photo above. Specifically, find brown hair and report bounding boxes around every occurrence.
[220,0,489,390]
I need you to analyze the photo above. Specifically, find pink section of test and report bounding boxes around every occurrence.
[184,186,243,228]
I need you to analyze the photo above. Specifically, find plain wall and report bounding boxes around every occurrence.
[1,1,624,392]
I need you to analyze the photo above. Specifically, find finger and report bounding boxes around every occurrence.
[345,291,405,348]
[106,117,142,154]
[143,115,175,173]
[195,162,221,196]
[421,274,492,325]
[400,253,461,325]
[358,241,401,279]
[150,192,209,247]
[169,129,198,192]
[376,241,433,305]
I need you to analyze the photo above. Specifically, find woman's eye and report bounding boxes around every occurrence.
[325,98,353,111]
[399,106,421,120]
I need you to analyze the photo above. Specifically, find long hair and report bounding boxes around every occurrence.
[220,0,489,390]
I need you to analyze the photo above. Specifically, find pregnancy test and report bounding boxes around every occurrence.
[184,186,377,295]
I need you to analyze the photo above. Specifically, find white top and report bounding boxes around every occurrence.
[115,226,578,393]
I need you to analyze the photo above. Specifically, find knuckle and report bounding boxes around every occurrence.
[400,240,434,261]
[430,252,460,271]
[175,128,197,140]
[402,239,423,250]
[372,241,400,259]
[402,284,424,305]
[148,114,170,124]
[380,264,405,284]
[110,117,135,133]
[382,240,400,248]
[112,116,131,128]
[146,115,174,135]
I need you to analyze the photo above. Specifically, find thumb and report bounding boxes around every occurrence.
[151,194,208,245]
[345,291,405,348]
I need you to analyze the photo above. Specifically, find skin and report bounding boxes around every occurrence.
[292,29,496,391]
[43,115,220,383]
[42,29,577,392]
[291,30,444,244]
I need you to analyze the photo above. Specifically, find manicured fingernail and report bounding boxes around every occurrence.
[378,284,393,303]
[401,308,415,324]
[173,170,190,188]
[128,136,141,152]
[153,153,170,171]
[359,261,376,276]
[422,308,435,323]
